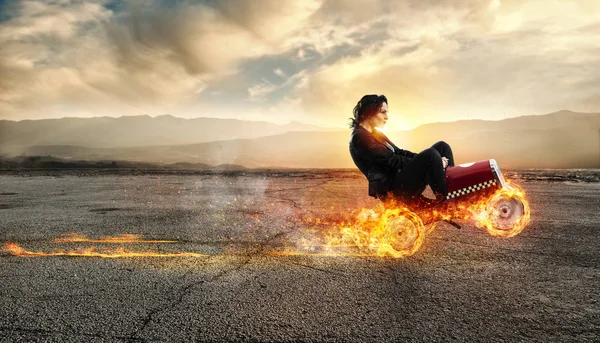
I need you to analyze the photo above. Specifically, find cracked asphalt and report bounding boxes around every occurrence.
[0,170,599,342]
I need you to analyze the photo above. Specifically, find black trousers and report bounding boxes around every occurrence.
[391,141,455,200]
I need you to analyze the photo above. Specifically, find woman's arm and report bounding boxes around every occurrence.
[396,149,417,159]
[376,131,417,159]
[353,130,411,171]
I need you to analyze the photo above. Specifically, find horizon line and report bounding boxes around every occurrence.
[0,109,596,131]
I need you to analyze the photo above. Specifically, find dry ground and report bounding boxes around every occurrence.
[0,170,599,342]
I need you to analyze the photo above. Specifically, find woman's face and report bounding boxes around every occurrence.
[369,102,388,129]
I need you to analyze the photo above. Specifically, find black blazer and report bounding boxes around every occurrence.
[349,125,416,198]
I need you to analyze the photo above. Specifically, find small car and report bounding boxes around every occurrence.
[382,159,530,256]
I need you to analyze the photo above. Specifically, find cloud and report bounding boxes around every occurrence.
[0,0,111,41]
[248,80,277,102]
[0,0,114,117]
[212,0,323,43]
[104,2,278,77]
[0,0,322,119]
[1,0,600,126]
[265,0,600,128]
[274,68,287,78]
[246,70,310,104]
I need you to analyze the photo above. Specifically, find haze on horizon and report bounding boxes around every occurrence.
[1,0,600,130]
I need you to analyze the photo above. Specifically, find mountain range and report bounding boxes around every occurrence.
[1,110,599,169]
[0,115,333,149]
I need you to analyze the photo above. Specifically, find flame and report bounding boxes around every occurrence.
[468,183,531,238]
[280,201,425,258]
[2,182,530,259]
[2,242,207,258]
[418,181,531,238]
[282,181,530,258]
[51,233,176,243]
[2,234,203,258]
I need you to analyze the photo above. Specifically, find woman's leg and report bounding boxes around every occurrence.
[430,141,455,166]
[391,147,447,200]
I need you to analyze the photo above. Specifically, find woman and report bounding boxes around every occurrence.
[348,94,455,206]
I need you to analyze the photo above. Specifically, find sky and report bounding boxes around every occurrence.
[1,0,599,130]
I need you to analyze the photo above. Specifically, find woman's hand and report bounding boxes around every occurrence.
[442,157,449,169]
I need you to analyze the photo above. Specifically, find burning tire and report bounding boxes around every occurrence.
[483,186,530,238]
[382,208,425,257]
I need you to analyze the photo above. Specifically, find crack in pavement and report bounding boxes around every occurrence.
[262,191,319,221]
[263,180,344,214]
[287,261,349,277]
[132,232,289,341]
[268,196,303,210]
[317,186,345,198]
[132,258,250,341]
[264,181,330,194]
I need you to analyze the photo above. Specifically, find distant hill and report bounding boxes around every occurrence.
[405,110,600,142]
[0,155,244,171]
[1,111,599,169]
[0,114,335,149]
[396,110,600,169]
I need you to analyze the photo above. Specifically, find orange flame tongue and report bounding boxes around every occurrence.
[2,234,205,258]
[285,181,530,258]
[2,182,530,259]
[288,203,425,258]
[326,207,425,258]
[469,183,531,238]
[51,233,176,243]
[2,242,207,258]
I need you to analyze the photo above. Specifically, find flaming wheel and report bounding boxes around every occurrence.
[484,187,530,238]
[382,209,425,257]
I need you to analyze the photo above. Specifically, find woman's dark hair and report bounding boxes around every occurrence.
[348,94,388,129]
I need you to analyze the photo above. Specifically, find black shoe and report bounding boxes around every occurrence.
[431,192,446,207]
[434,192,446,203]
